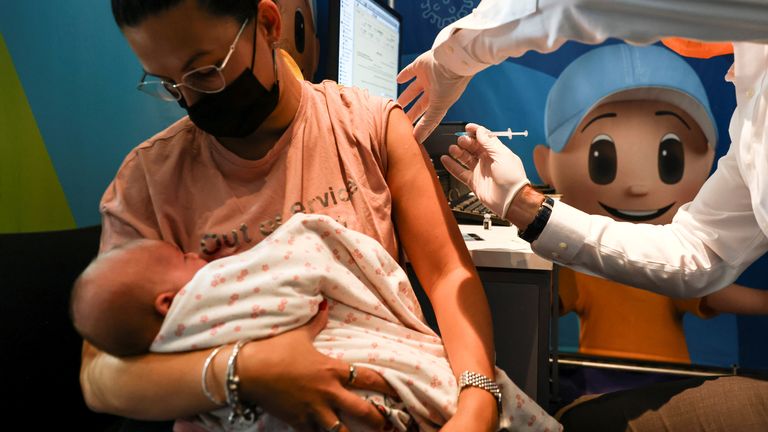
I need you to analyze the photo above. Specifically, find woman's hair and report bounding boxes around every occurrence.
[111,0,258,27]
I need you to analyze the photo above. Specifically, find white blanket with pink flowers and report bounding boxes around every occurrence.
[152,213,560,432]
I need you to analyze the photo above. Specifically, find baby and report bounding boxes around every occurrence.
[71,213,561,432]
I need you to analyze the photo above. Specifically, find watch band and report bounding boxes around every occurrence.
[518,196,555,243]
[458,370,502,411]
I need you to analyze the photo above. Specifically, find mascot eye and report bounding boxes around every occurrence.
[295,9,306,53]
[658,133,684,184]
[589,134,617,185]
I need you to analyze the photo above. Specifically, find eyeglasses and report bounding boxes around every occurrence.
[137,18,250,102]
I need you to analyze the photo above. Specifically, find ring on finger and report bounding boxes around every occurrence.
[347,364,358,386]
[325,420,342,432]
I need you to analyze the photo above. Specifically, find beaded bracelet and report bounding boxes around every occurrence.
[201,345,227,406]
[226,339,260,425]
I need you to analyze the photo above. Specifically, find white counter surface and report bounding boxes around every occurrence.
[459,224,553,271]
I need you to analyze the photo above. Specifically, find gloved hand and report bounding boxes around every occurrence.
[397,49,472,143]
[440,123,530,218]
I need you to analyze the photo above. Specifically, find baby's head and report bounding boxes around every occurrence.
[536,44,717,224]
[71,239,207,356]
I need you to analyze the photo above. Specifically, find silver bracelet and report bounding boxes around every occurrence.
[201,345,227,406]
[458,370,502,411]
[226,339,260,425]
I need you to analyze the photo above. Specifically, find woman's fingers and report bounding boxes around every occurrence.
[328,362,397,430]
[336,363,396,397]
[236,319,397,431]
[314,406,347,432]
[331,386,389,430]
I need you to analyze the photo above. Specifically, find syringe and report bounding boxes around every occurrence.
[452,128,529,139]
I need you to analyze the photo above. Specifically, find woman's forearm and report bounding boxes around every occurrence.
[427,266,499,426]
[427,267,495,378]
[80,314,392,428]
[80,341,222,420]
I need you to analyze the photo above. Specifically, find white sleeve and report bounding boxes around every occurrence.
[533,148,768,298]
[435,0,768,76]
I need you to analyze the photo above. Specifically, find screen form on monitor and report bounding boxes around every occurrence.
[327,0,401,100]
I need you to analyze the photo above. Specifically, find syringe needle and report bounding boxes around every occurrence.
[452,128,529,139]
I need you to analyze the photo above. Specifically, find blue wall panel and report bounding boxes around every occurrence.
[0,1,184,227]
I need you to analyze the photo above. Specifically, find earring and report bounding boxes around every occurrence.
[272,42,279,84]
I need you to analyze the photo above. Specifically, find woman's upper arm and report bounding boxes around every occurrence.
[383,108,475,292]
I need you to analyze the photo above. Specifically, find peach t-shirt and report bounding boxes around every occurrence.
[100,81,399,260]
[559,268,716,364]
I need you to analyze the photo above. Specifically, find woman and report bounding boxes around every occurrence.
[79,0,532,431]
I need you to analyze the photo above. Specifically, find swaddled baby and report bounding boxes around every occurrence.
[72,213,561,432]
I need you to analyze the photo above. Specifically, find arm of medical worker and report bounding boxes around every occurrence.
[530,146,768,299]
[399,0,768,142]
[444,0,768,73]
[443,124,768,299]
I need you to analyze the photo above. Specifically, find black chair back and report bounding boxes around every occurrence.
[0,225,117,428]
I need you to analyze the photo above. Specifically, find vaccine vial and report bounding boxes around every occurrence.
[483,213,492,230]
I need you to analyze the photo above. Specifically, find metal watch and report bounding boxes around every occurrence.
[458,370,502,411]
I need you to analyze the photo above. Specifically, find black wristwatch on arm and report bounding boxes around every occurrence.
[517,196,555,243]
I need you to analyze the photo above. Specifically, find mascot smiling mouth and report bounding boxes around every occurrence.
[599,202,676,222]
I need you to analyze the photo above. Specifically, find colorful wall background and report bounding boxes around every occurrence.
[1,0,766,369]
[0,1,184,233]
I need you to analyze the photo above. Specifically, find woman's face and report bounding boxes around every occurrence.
[122,0,275,107]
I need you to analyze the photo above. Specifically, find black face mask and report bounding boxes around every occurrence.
[185,69,279,138]
[182,11,279,139]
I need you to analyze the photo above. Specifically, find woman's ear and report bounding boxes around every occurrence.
[533,144,553,186]
[154,291,177,317]
[258,0,283,46]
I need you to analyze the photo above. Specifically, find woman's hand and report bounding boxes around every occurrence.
[441,387,499,432]
[237,306,396,432]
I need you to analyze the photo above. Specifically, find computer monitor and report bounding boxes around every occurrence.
[326,0,401,100]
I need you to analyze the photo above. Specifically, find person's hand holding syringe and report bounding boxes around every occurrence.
[440,123,532,220]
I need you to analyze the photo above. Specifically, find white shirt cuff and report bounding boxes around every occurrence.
[531,200,591,263]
